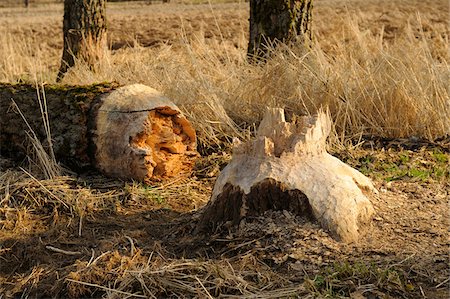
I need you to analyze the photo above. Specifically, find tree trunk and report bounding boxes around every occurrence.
[57,0,107,81]
[197,109,376,243]
[0,83,198,182]
[248,0,313,59]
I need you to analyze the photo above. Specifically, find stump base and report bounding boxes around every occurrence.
[197,108,376,242]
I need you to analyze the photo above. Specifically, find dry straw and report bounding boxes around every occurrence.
[1,9,448,149]
[0,2,448,297]
[62,15,449,146]
[9,83,62,179]
[65,248,310,298]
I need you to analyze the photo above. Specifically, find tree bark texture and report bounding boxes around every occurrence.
[248,0,313,58]
[0,83,198,182]
[57,0,107,81]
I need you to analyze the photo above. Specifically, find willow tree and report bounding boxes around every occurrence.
[248,0,313,59]
[57,0,107,81]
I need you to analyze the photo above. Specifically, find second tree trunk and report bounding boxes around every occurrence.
[57,0,107,81]
[248,0,313,58]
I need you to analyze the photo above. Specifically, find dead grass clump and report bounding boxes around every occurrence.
[66,248,307,298]
[124,178,210,211]
[2,266,54,299]
[0,30,59,82]
[305,260,423,298]
[0,169,123,239]
[1,2,448,147]
[194,150,231,178]
[1,171,95,212]
[0,168,210,240]
[6,83,62,180]
[57,18,448,148]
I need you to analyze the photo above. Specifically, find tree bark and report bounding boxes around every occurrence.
[0,83,198,182]
[57,0,107,81]
[197,109,376,243]
[248,0,313,59]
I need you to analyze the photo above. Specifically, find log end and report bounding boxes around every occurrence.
[94,84,198,182]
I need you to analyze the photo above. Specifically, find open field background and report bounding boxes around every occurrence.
[0,0,449,298]
[1,0,449,143]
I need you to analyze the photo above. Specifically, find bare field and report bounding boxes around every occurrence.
[0,0,449,298]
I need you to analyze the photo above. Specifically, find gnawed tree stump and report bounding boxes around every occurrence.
[0,83,197,181]
[197,108,376,242]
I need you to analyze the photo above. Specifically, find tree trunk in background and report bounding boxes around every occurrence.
[0,83,198,182]
[57,0,107,81]
[248,0,313,59]
[24,0,29,8]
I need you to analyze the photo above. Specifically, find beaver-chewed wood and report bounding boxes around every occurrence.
[0,83,198,182]
[197,108,376,242]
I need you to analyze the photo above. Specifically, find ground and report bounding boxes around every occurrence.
[1,140,448,298]
[0,0,449,298]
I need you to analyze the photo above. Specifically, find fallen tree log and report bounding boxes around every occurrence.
[197,108,376,243]
[0,83,198,181]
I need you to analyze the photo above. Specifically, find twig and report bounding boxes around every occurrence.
[88,251,111,267]
[19,167,69,209]
[0,175,11,206]
[66,279,146,298]
[220,237,264,257]
[195,276,214,299]
[86,249,95,267]
[153,176,185,190]
[125,235,136,256]
[387,253,415,269]
[435,277,449,288]
[78,214,83,237]
[46,245,81,256]
[419,285,426,298]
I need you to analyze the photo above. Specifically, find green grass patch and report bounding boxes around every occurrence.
[306,261,416,298]
[125,182,167,205]
[336,147,449,182]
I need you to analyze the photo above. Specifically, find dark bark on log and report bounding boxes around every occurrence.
[197,179,313,233]
[0,83,118,168]
[0,83,198,182]
[57,0,107,81]
[248,0,313,59]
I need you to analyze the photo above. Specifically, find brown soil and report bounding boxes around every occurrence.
[0,143,448,298]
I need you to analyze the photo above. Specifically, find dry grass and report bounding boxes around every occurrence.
[0,0,448,148]
[65,249,308,298]
[0,1,449,298]
[9,83,63,179]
